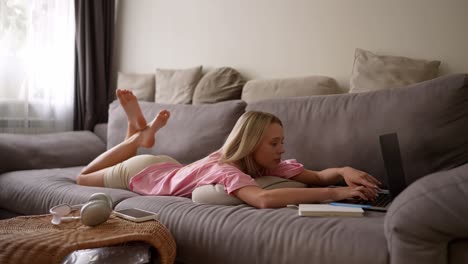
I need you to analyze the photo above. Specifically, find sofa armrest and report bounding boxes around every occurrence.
[0,131,106,173]
[384,163,468,264]
[93,123,108,144]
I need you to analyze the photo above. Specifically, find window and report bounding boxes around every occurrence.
[0,0,75,133]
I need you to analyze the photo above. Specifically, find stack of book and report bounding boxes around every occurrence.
[298,204,364,217]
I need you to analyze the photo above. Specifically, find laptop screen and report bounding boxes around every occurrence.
[379,133,407,198]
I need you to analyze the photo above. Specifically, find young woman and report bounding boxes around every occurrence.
[77,89,381,208]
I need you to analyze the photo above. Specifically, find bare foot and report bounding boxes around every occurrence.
[137,110,171,148]
[116,89,147,132]
[149,110,171,132]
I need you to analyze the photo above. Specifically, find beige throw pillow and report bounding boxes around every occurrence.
[241,75,341,103]
[117,72,155,101]
[192,67,245,104]
[349,48,440,93]
[155,66,203,104]
[192,176,307,205]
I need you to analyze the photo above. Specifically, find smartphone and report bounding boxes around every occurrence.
[113,208,159,222]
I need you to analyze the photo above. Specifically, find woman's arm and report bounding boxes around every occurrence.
[290,167,382,200]
[291,168,343,186]
[233,185,371,209]
[293,167,382,188]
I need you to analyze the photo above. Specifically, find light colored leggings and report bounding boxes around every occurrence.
[103,154,180,190]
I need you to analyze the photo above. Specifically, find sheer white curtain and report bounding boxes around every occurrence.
[0,0,75,134]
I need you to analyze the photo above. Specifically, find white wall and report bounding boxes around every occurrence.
[115,0,468,90]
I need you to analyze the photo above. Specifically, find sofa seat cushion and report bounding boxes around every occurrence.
[0,167,138,215]
[108,100,247,164]
[115,196,388,264]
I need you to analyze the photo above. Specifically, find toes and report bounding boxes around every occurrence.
[160,110,171,119]
[122,91,136,101]
[117,89,132,98]
[116,89,123,97]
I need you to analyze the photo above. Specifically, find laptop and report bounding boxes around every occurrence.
[330,133,407,212]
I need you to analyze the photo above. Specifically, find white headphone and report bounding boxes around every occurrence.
[50,193,113,227]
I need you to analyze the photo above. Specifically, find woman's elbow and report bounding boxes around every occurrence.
[254,192,276,209]
[235,187,278,209]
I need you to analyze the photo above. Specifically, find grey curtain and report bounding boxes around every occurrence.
[74,0,115,131]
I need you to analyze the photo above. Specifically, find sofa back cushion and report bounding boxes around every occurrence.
[108,100,246,164]
[0,131,106,174]
[247,74,468,185]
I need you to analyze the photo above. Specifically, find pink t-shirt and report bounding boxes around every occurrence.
[129,151,304,197]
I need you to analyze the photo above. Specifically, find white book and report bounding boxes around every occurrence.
[298,204,364,217]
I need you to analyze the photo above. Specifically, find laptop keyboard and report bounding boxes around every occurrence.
[354,193,392,207]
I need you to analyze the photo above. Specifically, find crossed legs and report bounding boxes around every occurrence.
[76,89,170,187]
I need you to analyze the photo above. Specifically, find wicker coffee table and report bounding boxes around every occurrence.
[0,213,176,264]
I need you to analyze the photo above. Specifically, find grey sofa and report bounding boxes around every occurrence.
[1,74,468,264]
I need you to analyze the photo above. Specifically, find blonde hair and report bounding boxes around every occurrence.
[220,111,282,177]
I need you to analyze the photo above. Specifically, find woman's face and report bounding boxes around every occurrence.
[252,123,285,169]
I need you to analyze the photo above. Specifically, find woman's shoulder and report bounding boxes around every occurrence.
[266,159,305,177]
[202,149,248,176]
[215,158,246,175]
